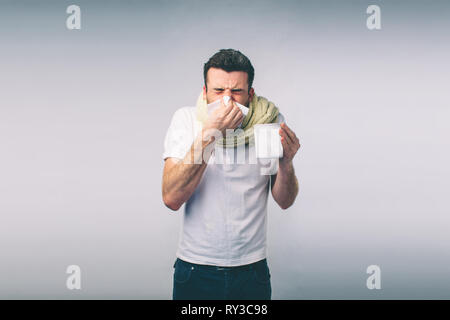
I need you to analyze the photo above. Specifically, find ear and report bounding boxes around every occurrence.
[202,85,207,100]
[248,87,255,103]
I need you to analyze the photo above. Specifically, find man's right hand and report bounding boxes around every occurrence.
[202,98,244,140]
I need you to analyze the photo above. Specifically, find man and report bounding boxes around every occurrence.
[162,49,300,300]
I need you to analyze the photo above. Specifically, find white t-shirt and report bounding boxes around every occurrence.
[162,106,285,266]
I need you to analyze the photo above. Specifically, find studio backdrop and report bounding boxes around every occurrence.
[0,0,449,299]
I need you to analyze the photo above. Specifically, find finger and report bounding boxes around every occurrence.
[281,122,298,142]
[279,126,294,145]
[280,136,294,156]
[231,103,243,118]
[220,97,234,112]
[280,122,296,140]
[282,134,299,155]
[231,108,244,126]
[229,102,242,119]
[280,135,293,149]
[285,127,300,147]
[231,106,244,126]
[281,134,301,155]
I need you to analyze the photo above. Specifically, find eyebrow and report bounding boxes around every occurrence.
[213,87,244,91]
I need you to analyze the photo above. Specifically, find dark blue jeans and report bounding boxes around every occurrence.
[172,258,272,300]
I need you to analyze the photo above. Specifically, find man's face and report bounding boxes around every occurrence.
[203,67,254,107]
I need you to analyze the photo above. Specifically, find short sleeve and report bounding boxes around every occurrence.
[162,108,195,161]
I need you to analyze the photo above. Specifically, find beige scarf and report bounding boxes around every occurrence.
[196,92,279,148]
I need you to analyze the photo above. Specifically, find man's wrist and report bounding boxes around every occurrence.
[279,158,293,171]
[201,128,216,147]
[190,129,215,164]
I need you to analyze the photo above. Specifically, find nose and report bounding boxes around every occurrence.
[223,89,232,97]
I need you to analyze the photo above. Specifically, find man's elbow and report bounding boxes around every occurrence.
[163,194,183,211]
[279,202,294,210]
[274,191,299,210]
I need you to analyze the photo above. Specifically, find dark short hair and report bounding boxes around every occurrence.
[203,49,255,92]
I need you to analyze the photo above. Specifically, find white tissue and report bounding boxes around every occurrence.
[222,95,231,105]
[207,96,249,128]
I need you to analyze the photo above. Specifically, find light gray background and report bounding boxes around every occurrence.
[0,0,449,299]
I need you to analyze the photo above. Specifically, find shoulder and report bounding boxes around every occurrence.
[276,111,286,124]
[172,106,196,120]
[169,106,197,127]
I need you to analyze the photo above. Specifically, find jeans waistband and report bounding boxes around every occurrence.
[176,258,266,272]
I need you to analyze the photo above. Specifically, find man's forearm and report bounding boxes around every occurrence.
[271,160,299,209]
[163,131,215,210]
